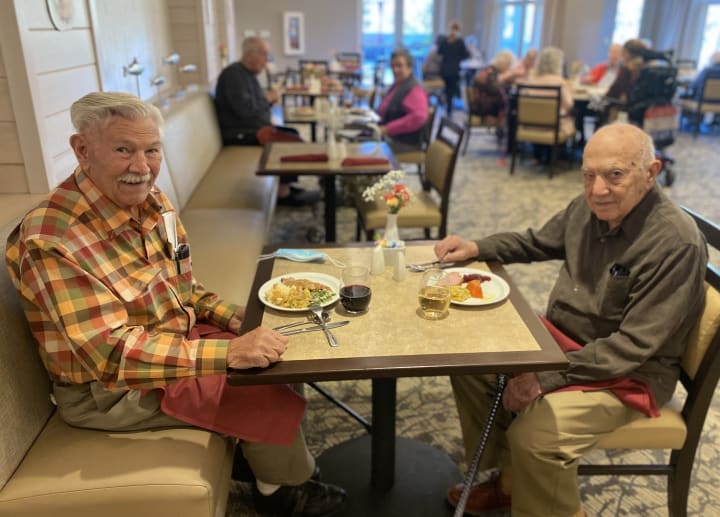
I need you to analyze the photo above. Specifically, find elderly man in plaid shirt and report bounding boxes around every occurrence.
[6,91,345,517]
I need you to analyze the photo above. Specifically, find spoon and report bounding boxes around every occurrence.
[309,304,338,347]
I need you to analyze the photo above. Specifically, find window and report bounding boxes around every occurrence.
[496,1,544,58]
[611,0,645,45]
[361,0,434,80]
[698,3,720,69]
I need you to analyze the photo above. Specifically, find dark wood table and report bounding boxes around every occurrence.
[256,142,398,242]
[229,243,568,516]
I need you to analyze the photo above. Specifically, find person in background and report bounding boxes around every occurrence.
[437,123,707,517]
[605,38,648,101]
[582,43,623,88]
[504,48,538,84]
[214,36,319,206]
[7,91,347,517]
[469,50,515,121]
[524,46,574,114]
[438,20,470,114]
[523,46,575,164]
[377,48,430,153]
[422,34,446,81]
[685,50,720,98]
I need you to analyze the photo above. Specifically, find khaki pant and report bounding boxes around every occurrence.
[53,381,314,485]
[451,374,644,517]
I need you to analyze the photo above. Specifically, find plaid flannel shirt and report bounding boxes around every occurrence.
[6,168,239,390]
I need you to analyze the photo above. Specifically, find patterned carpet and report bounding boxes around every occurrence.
[226,123,720,516]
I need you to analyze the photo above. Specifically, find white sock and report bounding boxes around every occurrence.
[256,479,281,496]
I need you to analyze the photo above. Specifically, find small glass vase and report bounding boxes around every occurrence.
[383,212,400,242]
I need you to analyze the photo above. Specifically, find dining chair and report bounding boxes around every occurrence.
[679,71,720,137]
[578,206,720,517]
[298,59,329,83]
[355,116,465,241]
[462,85,504,155]
[509,83,576,179]
[393,104,439,183]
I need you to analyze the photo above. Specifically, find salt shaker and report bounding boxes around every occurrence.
[371,244,385,275]
[393,249,407,281]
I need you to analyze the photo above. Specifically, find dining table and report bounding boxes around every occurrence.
[256,141,398,242]
[229,242,568,516]
[282,105,381,142]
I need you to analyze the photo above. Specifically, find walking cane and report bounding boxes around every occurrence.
[453,373,508,517]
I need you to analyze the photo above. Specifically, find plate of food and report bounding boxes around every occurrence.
[440,268,510,306]
[258,272,340,311]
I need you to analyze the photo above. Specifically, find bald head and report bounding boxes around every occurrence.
[582,123,661,230]
[241,37,270,74]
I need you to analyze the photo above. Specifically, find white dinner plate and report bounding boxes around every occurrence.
[258,272,340,312]
[443,268,511,306]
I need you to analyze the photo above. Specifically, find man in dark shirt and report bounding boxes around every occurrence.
[215,37,319,206]
[435,123,707,517]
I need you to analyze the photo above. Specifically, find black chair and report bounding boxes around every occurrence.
[680,70,720,137]
[578,206,720,517]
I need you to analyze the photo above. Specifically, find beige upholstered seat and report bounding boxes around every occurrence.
[510,84,576,178]
[680,76,720,137]
[578,206,720,517]
[355,117,465,240]
[393,105,439,181]
[463,85,504,155]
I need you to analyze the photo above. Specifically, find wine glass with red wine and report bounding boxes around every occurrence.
[340,265,371,314]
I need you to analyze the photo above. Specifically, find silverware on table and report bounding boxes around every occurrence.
[309,303,339,347]
[280,320,349,336]
[273,311,330,331]
[406,261,456,272]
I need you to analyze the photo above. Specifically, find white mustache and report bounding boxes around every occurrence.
[118,173,152,184]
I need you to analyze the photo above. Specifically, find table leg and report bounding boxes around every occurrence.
[371,377,396,490]
[323,174,336,242]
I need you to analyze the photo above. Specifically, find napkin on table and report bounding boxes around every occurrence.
[341,157,390,166]
[280,153,329,162]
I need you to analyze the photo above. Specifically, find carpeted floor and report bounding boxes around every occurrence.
[225,122,720,516]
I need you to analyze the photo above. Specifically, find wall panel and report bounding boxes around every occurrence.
[25,29,95,74]
[43,110,74,160]
[0,122,23,162]
[0,78,13,121]
[0,164,29,193]
[34,66,98,116]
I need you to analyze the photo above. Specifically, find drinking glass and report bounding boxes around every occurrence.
[418,269,451,320]
[340,265,371,314]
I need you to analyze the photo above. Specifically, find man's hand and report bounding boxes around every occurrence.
[226,326,289,369]
[378,125,388,136]
[503,372,543,412]
[266,89,280,105]
[434,235,479,263]
[227,307,246,335]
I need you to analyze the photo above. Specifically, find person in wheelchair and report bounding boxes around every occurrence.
[600,43,679,185]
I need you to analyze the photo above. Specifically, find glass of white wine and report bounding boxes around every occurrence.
[418,268,451,320]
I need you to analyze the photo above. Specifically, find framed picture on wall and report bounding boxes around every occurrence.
[46,0,77,30]
[283,11,305,56]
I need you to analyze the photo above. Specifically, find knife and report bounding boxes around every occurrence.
[280,321,349,336]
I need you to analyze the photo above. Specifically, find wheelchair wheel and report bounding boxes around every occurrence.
[661,162,676,187]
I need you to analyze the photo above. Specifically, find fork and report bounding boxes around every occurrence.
[309,304,338,347]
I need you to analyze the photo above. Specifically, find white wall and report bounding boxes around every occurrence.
[234,0,362,71]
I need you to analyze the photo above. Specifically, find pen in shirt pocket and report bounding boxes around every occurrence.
[609,263,630,277]
[161,211,186,274]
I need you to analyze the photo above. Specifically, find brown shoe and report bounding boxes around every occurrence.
[446,476,511,516]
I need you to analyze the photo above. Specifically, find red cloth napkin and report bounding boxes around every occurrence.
[539,316,660,418]
[280,153,329,162]
[341,157,390,166]
[158,323,306,445]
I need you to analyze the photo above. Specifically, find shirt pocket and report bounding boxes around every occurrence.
[599,275,632,319]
